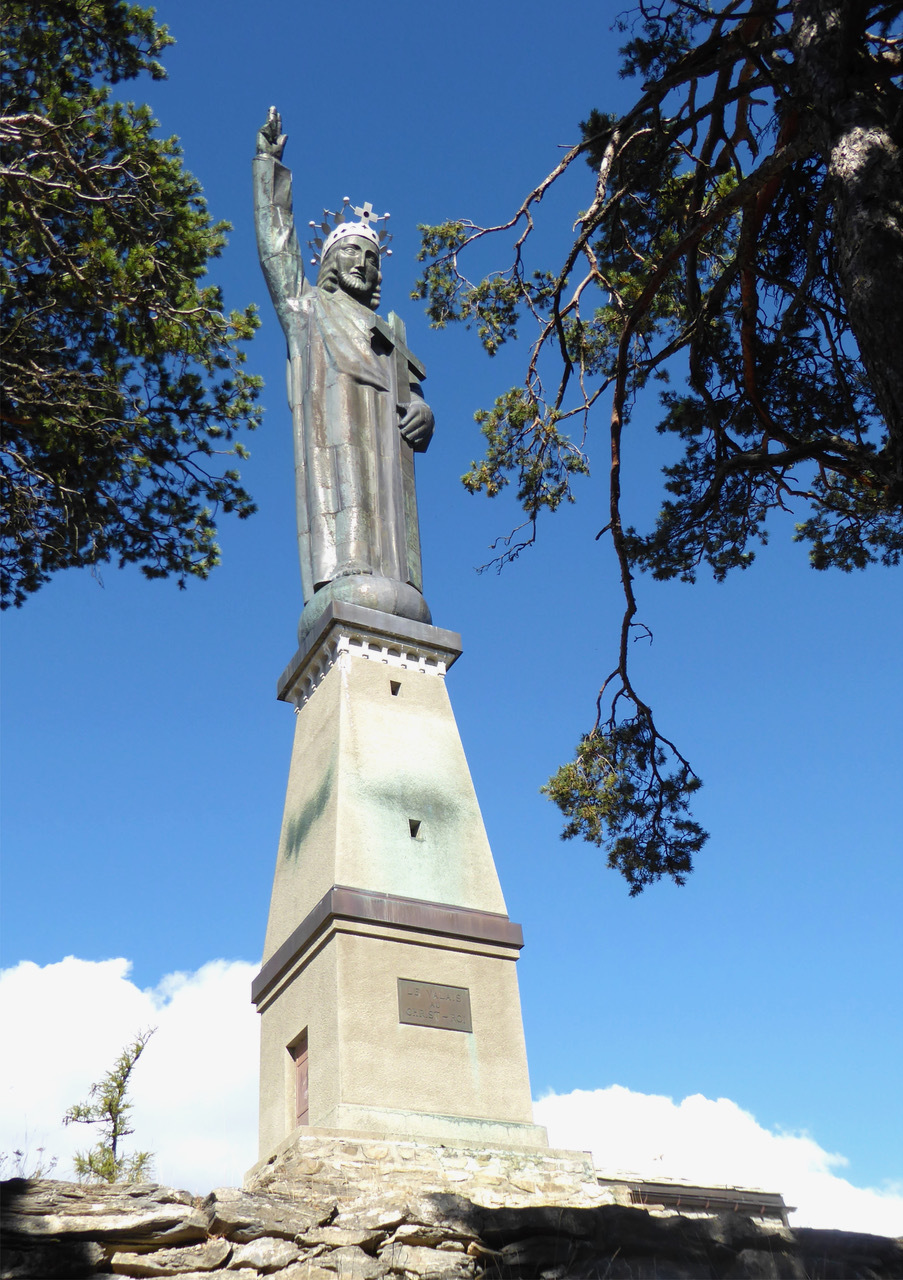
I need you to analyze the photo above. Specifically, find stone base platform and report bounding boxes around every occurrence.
[245,1127,619,1212]
[245,1129,794,1233]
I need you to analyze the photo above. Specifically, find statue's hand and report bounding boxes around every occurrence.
[256,106,287,159]
[398,399,435,453]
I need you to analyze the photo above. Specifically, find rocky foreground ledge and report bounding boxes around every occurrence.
[2,1177,902,1280]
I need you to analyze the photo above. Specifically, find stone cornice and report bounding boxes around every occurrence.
[276,602,463,707]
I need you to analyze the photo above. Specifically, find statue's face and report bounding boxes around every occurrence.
[331,236,381,305]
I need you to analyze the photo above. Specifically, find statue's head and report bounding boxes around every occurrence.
[319,233,382,310]
[310,200,391,312]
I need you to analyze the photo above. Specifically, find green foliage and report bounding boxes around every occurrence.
[466,388,589,517]
[0,0,263,607]
[544,722,706,896]
[616,7,697,81]
[416,0,903,891]
[414,224,556,356]
[63,1028,155,1184]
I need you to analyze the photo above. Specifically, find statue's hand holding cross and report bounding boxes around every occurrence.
[398,399,434,452]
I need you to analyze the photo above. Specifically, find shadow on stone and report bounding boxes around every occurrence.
[3,1179,902,1280]
[1,1179,104,1279]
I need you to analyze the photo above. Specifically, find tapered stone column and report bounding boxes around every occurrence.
[251,601,547,1158]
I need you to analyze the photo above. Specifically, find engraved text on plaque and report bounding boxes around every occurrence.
[397,979,472,1032]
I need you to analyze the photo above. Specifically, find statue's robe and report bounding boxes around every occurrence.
[253,154,427,623]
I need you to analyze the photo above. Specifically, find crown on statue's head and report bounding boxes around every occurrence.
[308,198,393,266]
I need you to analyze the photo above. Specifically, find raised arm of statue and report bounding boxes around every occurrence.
[252,107,306,330]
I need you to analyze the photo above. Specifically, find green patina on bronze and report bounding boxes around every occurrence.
[253,108,435,641]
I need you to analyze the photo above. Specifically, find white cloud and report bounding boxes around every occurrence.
[535,1086,903,1237]
[0,956,258,1191]
[2,958,900,1238]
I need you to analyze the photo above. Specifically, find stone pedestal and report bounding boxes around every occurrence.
[252,602,547,1160]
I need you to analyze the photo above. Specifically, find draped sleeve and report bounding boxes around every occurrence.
[252,153,309,338]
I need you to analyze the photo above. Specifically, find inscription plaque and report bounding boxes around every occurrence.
[397,978,472,1032]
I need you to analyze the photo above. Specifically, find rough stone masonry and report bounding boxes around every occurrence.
[3,1161,902,1280]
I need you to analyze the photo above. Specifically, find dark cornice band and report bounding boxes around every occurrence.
[252,885,523,1007]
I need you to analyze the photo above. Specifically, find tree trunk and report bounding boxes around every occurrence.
[791,0,903,495]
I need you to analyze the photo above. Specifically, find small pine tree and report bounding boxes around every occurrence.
[63,1029,156,1183]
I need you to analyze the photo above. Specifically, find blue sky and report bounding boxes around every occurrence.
[2,0,901,1228]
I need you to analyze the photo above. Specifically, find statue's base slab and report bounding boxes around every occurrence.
[244,1128,791,1228]
[297,577,433,646]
